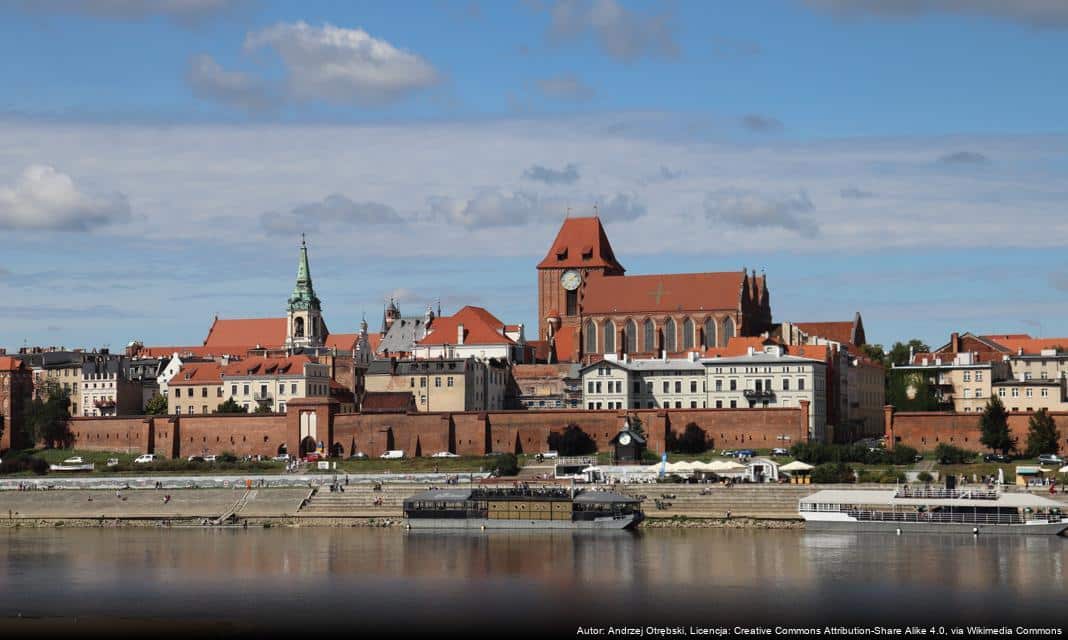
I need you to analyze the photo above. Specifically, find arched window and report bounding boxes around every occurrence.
[585,320,597,354]
[643,319,655,352]
[723,316,736,343]
[603,320,615,354]
[294,317,305,338]
[664,318,677,353]
[683,318,695,350]
[625,320,637,353]
[703,317,716,349]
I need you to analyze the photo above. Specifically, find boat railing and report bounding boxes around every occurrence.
[847,510,1032,525]
[893,487,1000,500]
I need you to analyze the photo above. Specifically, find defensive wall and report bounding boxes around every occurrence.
[884,405,1068,452]
[60,398,810,459]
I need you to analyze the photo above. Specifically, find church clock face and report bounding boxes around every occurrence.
[618,433,632,446]
[560,269,582,291]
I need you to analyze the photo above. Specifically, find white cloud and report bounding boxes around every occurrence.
[262,193,403,235]
[243,21,439,106]
[704,188,818,237]
[0,165,131,231]
[522,163,580,185]
[428,190,544,229]
[186,54,274,111]
[542,0,678,62]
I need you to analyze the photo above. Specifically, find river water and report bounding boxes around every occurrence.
[1,528,1065,636]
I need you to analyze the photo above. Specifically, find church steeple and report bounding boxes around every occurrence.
[287,233,321,313]
[285,234,324,349]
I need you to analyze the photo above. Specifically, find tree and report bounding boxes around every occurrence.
[1026,409,1061,457]
[144,393,169,416]
[860,344,886,366]
[214,398,247,414]
[548,424,597,456]
[492,452,519,477]
[668,423,707,454]
[887,339,931,367]
[626,415,646,441]
[979,396,1012,455]
[25,380,72,448]
[253,404,274,414]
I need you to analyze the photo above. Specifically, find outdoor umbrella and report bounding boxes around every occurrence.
[779,460,815,473]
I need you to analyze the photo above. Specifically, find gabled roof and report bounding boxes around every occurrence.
[418,305,514,346]
[136,345,249,358]
[204,317,287,349]
[377,316,430,355]
[325,333,358,351]
[220,355,312,378]
[170,362,222,386]
[704,336,776,358]
[537,216,625,271]
[983,336,1068,355]
[582,271,752,315]
[0,356,26,371]
[794,318,860,346]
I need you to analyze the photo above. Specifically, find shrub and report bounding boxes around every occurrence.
[934,443,975,465]
[811,462,855,484]
[0,454,49,475]
[917,471,934,482]
[492,453,519,477]
[887,445,919,466]
[548,424,597,456]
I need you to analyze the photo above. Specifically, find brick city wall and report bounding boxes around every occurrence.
[59,403,810,459]
[885,407,1068,452]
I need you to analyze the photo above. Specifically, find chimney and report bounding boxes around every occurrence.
[951,332,960,353]
[457,324,465,345]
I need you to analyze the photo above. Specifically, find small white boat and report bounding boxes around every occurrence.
[49,463,95,472]
[800,486,1068,535]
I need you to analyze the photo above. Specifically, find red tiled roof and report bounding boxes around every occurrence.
[169,361,222,386]
[983,336,1068,355]
[325,333,358,351]
[418,306,514,346]
[553,324,579,362]
[204,317,287,349]
[361,391,415,413]
[137,345,250,358]
[794,321,856,345]
[0,356,25,371]
[367,333,382,353]
[537,216,625,271]
[703,336,776,358]
[583,271,751,315]
[221,355,311,378]
[527,340,552,362]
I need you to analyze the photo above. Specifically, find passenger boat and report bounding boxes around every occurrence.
[402,486,644,529]
[800,486,1068,535]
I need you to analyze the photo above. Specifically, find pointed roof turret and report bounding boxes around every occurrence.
[537,216,625,273]
[287,234,321,312]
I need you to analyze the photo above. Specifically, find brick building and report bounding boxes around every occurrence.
[536,216,772,364]
[0,357,33,452]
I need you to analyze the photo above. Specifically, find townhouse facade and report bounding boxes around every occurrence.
[364,356,509,412]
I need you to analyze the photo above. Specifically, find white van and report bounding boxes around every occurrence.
[133,454,157,464]
[380,450,405,460]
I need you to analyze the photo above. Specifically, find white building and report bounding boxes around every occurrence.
[219,355,330,414]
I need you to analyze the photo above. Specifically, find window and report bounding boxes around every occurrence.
[596,382,602,393]
[664,318,677,352]
[976,371,983,382]
[644,319,655,352]
[756,380,763,392]
[975,388,982,398]
[716,400,723,408]
[1025,372,1033,381]
[729,379,737,391]
[998,388,1006,397]
[690,401,697,408]
[675,401,682,408]
[663,381,670,393]
[1011,388,1019,398]
[243,384,249,396]
[603,321,615,354]
[798,379,805,391]
[585,320,597,354]
[410,378,415,388]
[447,377,454,387]
[588,402,595,410]
[435,377,441,387]
[279,403,285,413]
[291,383,297,394]
[566,289,578,316]
[722,316,735,342]
[175,388,182,398]
[187,406,194,415]
[683,318,695,350]
[1041,388,1049,398]
[730,400,737,408]
[963,371,971,382]
[645,381,653,394]
[201,387,207,398]
[715,379,722,392]
[633,381,641,394]
[690,380,697,393]
[963,389,971,399]
[588,381,594,393]
[783,379,790,391]
[703,318,717,349]
[675,381,681,393]
[202,405,208,414]
[279,385,285,395]
[420,378,426,388]
[1026,388,1033,398]
[625,320,637,353]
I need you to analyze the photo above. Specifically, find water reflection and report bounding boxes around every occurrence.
[0,528,1064,632]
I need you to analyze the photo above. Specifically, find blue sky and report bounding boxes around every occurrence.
[1,0,1067,352]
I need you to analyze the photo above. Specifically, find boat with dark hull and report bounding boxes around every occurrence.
[800,487,1068,535]
[403,486,644,529]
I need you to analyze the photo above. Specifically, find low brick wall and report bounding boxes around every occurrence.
[885,407,1068,452]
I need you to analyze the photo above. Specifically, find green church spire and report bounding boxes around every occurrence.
[287,233,321,312]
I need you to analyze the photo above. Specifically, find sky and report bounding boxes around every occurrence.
[1,0,1067,352]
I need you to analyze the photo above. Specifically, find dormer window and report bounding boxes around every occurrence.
[581,245,593,260]
[555,246,568,260]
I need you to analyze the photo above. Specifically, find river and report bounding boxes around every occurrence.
[1,528,1065,636]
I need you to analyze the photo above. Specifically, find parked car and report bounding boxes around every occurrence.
[63,456,84,465]
[542,451,559,459]
[431,451,460,458]
[1037,453,1064,465]
[720,449,736,457]
[771,448,788,456]
[203,455,217,463]
[736,449,755,458]
[187,455,206,463]
[380,450,405,459]
[348,452,368,460]
[133,454,157,464]
[983,453,1011,463]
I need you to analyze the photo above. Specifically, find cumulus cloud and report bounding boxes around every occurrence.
[597,193,645,221]
[186,54,275,111]
[13,0,246,25]
[840,186,875,199]
[704,188,818,237]
[541,0,678,62]
[522,163,580,185]
[938,151,990,165]
[0,165,131,231]
[804,0,1068,29]
[535,74,596,101]
[261,193,403,236]
[741,114,784,133]
[243,21,439,106]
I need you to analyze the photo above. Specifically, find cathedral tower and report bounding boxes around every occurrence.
[285,235,325,349]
